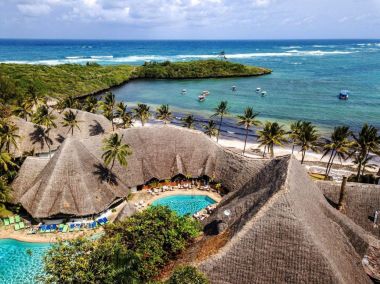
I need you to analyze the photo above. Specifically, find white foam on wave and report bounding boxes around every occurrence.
[280,46,302,49]
[0,49,357,65]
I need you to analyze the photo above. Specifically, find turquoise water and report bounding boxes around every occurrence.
[152,195,216,216]
[0,39,379,133]
[0,239,51,284]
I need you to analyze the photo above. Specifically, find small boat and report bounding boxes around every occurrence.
[198,95,206,102]
[256,88,261,92]
[232,85,237,92]
[339,90,349,100]
[261,91,267,97]
[201,90,210,96]
[181,89,187,95]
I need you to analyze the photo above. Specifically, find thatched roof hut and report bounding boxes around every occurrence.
[12,138,128,219]
[10,109,112,157]
[198,156,380,284]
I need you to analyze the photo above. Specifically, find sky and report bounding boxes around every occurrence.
[0,0,380,39]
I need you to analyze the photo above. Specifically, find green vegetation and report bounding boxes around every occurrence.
[0,60,270,106]
[237,107,261,155]
[40,206,202,283]
[166,266,209,284]
[258,121,287,158]
[136,60,271,79]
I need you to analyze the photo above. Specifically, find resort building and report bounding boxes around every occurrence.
[10,121,380,283]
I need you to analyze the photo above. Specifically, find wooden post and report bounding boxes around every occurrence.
[338,176,347,211]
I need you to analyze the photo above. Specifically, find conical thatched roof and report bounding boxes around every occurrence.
[12,138,127,218]
[198,156,380,284]
[10,108,112,157]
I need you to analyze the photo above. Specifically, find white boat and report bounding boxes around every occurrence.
[232,85,237,91]
[261,91,267,97]
[198,95,206,102]
[256,88,261,92]
[201,90,210,96]
[181,89,187,94]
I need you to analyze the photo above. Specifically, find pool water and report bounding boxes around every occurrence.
[0,239,51,284]
[152,195,216,216]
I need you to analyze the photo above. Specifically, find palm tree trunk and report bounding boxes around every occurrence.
[291,142,295,155]
[356,159,363,182]
[217,115,223,142]
[325,151,335,177]
[301,150,306,164]
[110,158,115,172]
[327,152,337,176]
[270,144,274,158]
[242,128,248,156]
[71,127,74,136]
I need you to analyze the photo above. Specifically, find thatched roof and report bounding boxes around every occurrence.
[10,109,112,157]
[12,138,128,218]
[316,180,380,237]
[199,156,380,284]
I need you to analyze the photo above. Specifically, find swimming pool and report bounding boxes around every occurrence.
[151,195,217,216]
[0,239,51,284]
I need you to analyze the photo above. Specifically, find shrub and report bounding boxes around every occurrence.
[166,266,209,284]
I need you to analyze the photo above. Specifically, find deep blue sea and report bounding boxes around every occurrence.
[1,39,379,133]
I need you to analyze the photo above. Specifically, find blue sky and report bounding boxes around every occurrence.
[0,0,379,39]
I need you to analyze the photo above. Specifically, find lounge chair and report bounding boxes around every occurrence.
[58,224,64,232]
[103,217,109,224]
[15,223,20,231]
[19,222,25,230]
[45,225,51,233]
[14,215,21,223]
[74,224,81,231]
[51,224,57,232]
[9,216,15,224]
[62,224,69,233]
[39,225,47,233]
[3,218,10,226]
[69,224,75,232]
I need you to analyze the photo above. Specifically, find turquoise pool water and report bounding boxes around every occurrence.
[0,239,51,284]
[152,195,216,216]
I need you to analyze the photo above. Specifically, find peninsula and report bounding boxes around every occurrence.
[0,60,271,103]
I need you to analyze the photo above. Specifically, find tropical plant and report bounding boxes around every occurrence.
[203,120,218,138]
[296,121,320,164]
[212,101,229,142]
[156,104,172,124]
[115,102,134,128]
[166,266,209,284]
[56,96,80,111]
[0,151,16,172]
[61,110,81,136]
[289,120,303,154]
[321,126,353,178]
[32,105,57,157]
[237,107,260,155]
[102,133,132,172]
[98,92,116,130]
[25,85,46,109]
[83,96,99,113]
[182,115,195,129]
[0,120,20,153]
[351,124,380,181]
[257,122,287,158]
[133,103,151,126]
[12,100,33,121]
[0,176,11,204]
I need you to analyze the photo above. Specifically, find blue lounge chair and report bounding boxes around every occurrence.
[39,225,47,233]
[69,224,75,232]
[103,217,109,224]
[51,224,58,232]
[45,225,52,233]
[58,224,64,232]
[74,224,81,231]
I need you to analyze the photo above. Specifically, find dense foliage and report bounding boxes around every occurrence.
[135,60,271,79]
[166,266,209,284]
[41,206,201,283]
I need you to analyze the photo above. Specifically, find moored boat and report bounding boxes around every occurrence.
[339,90,349,100]
[198,95,206,102]
[202,90,210,96]
[256,88,261,92]
[261,91,267,97]
[181,89,187,95]
[232,85,237,92]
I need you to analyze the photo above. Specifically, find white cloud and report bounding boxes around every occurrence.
[253,0,272,7]
[17,3,51,16]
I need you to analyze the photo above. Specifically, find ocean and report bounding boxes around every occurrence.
[1,39,379,134]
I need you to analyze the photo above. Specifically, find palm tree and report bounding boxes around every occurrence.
[321,126,353,178]
[115,102,134,128]
[56,96,80,111]
[102,133,132,172]
[258,122,287,158]
[32,105,57,157]
[133,104,151,126]
[0,176,11,204]
[289,120,303,154]
[156,104,172,124]
[98,92,116,130]
[182,115,195,129]
[203,120,218,138]
[0,120,20,153]
[351,124,380,181]
[0,151,16,172]
[212,101,229,142]
[296,121,319,164]
[26,85,45,110]
[237,107,260,155]
[83,96,99,113]
[12,100,33,121]
[62,110,81,136]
